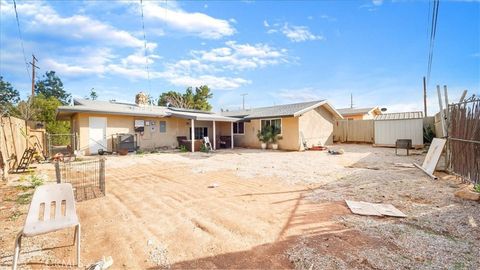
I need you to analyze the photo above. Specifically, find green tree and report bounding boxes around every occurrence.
[158,85,213,111]
[0,76,20,115]
[89,88,98,100]
[35,71,71,105]
[32,94,70,134]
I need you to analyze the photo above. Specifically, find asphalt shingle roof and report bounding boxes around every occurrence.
[57,99,238,122]
[221,100,326,119]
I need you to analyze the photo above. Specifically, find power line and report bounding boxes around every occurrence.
[426,0,440,85]
[12,0,31,82]
[139,0,151,93]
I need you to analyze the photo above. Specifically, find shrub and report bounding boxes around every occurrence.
[200,144,209,153]
[474,184,480,193]
[179,145,188,152]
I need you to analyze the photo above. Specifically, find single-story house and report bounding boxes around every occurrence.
[222,100,343,150]
[337,107,382,120]
[56,98,342,154]
[56,98,239,155]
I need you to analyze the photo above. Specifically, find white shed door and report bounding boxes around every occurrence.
[89,117,107,154]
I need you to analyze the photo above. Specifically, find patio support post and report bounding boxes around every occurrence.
[230,122,234,149]
[191,119,195,152]
[213,121,216,150]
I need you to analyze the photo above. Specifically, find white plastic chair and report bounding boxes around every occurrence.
[203,137,213,151]
[12,183,80,270]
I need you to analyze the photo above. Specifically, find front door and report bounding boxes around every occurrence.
[89,117,107,154]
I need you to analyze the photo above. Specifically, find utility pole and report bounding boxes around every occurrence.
[29,55,39,97]
[241,93,248,110]
[350,93,354,108]
[423,76,427,116]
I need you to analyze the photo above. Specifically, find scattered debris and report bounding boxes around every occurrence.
[468,216,478,228]
[328,149,344,155]
[413,138,446,180]
[208,182,220,188]
[454,185,480,201]
[86,256,114,270]
[393,162,415,168]
[345,200,406,218]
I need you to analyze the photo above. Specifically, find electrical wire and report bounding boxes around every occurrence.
[12,0,31,81]
[426,0,440,85]
[139,0,151,93]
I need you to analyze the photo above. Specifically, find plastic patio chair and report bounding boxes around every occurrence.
[203,137,213,151]
[12,183,80,270]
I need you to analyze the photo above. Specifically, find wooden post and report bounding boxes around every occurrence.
[99,158,105,194]
[230,122,234,149]
[55,161,61,183]
[191,119,195,152]
[423,76,427,116]
[437,85,447,137]
[29,55,39,97]
[443,85,449,136]
[213,121,216,150]
[459,90,468,102]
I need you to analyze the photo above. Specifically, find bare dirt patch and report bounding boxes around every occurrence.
[1,144,478,269]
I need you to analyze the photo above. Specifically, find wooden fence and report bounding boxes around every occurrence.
[0,116,46,180]
[448,98,480,185]
[333,119,374,143]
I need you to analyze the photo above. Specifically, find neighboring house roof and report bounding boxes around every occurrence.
[56,99,238,122]
[222,100,343,120]
[374,111,423,121]
[336,107,378,116]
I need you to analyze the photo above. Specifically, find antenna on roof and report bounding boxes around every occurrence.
[240,93,248,110]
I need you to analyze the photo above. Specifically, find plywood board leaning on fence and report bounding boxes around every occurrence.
[413,138,446,180]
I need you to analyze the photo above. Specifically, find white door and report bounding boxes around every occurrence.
[89,117,107,154]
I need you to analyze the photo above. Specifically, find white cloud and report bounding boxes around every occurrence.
[140,1,235,39]
[281,24,323,42]
[190,41,288,70]
[2,0,147,48]
[263,20,270,27]
[372,0,384,6]
[158,41,287,89]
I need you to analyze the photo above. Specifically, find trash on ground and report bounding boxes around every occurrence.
[86,256,114,270]
[394,163,415,168]
[208,182,220,188]
[345,200,406,218]
[328,149,344,155]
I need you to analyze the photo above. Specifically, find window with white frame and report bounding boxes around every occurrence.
[233,122,244,135]
[261,119,282,133]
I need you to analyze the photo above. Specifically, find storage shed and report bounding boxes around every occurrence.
[374,111,424,147]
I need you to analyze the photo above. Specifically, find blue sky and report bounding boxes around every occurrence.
[0,0,478,115]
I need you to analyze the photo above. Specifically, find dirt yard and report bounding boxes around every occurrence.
[1,144,479,269]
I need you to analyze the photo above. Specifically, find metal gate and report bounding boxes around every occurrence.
[448,97,480,185]
[55,158,105,201]
[47,133,77,157]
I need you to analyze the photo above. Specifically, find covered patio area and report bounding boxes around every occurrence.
[169,108,239,152]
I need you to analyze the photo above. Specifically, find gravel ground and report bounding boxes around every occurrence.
[1,144,478,269]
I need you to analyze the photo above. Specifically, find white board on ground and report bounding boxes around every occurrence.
[421,138,446,174]
[345,200,406,218]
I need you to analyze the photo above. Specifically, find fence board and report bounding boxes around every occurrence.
[334,120,374,143]
[0,116,46,180]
